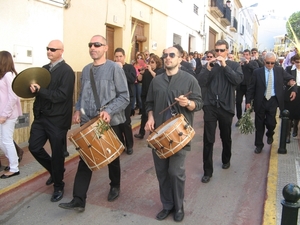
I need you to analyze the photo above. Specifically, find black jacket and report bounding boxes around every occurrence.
[33,60,75,130]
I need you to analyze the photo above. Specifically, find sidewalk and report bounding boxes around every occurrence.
[0,111,300,224]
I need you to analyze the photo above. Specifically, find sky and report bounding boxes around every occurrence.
[241,0,298,19]
[240,0,299,51]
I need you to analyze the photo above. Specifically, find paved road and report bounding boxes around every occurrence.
[0,110,299,225]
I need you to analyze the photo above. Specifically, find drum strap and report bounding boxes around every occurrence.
[90,67,102,114]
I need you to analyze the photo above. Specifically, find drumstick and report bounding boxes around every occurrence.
[159,91,192,114]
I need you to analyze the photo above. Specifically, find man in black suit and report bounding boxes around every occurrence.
[246,52,297,154]
[235,49,259,127]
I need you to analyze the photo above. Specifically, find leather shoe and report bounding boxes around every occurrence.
[286,137,290,143]
[127,148,133,155]
[0,171,20,179]
[107,187,120,202]
[267,137,273,145]
[51,190,64,202]
[156,208,173,220]
[254,147,263,154]
[46,176,54,185]
[134,133,144,139]
[174,208,184,222]
[4,166,10,171]
[59,199,85,212]
[292,132,298,137]
[201,175,211,183]
[64,150,70,157]
[222,162,230,169]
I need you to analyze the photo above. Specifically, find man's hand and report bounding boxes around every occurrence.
[99,110,111,123]
[290,92,296,101]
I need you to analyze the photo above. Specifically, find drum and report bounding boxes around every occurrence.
[147,114,195,159]
[69,118,125,171]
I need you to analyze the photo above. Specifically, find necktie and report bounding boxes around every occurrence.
[265,70,272,100]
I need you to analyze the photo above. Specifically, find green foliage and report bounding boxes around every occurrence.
[239,105,255,135]
[286,11,300,43]
[94,119,110,139]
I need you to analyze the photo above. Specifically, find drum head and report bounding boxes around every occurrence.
[12,67,51,98]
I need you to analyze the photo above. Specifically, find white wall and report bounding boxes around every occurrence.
[0,0,63,72]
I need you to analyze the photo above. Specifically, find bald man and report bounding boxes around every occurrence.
[28,40,75,202]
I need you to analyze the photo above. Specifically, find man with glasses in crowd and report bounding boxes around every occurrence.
[246,52,297,154]
[198,40,243,183]
[145,45,203,222]
[59,35,129,212]
[28,39,75,202]
[235,49,259,127]
[251,48,264,68]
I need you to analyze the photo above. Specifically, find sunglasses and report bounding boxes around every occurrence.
[162,53,177,58]
[215,49,226,52]
[150,60,155,64]
[46,47,61,52]
[206,56,213,58]
[88,42,106,48]
[265,62,275,65]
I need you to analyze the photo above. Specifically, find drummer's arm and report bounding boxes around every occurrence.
[185,99,196,111]
[145,111,155,132]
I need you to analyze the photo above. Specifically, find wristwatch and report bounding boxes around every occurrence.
[186,100,191,107]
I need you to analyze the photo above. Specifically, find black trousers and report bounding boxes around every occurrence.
[254,97,278,148]
[119,103,134,149]
[72,125,122,206]
[235,85,247,120]
[202,105,234,176]
[28,115,67,191]
[138,98,147,136]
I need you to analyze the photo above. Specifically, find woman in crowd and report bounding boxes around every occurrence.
[132,52,147,115]
[0,51,22,179]
[285,54,300,142]
[134,54,162,139]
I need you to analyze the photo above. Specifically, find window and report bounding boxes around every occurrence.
[194,4,198,15]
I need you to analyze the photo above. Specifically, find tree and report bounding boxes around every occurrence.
[286,11,300,43]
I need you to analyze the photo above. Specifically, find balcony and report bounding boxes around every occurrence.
[210,0,224,18]
[230,16,238,32]
[220,6,231,27]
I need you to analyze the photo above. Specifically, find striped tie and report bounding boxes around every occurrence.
[265,70,272,100]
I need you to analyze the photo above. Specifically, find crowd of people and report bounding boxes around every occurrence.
[1,36,299,222]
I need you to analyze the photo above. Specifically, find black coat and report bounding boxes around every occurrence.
[246,66,297,112]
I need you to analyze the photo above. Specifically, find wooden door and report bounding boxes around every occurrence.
[106,26,114,61]
[209,28,217,51]
[131,21,146,62]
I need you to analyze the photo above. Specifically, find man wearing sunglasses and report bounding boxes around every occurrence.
[198,40,243,183]
[246,52,297,154]
[145,46,203,222]
[59,35,129,212]
[28,39,75,202]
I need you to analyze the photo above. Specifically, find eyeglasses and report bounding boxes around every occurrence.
[88,42,106,48]
[150,61,155,64]
[162,53,177,58]
[265,62,275,65]
[215,49,226,52]
[46,47,61,52]
[206,56,213,58]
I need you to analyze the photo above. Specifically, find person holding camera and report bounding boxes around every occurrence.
[198,40,243,183]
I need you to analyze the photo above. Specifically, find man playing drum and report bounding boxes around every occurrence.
[59,35,129,212]
[145,45,203,222]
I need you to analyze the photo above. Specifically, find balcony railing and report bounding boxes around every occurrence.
[220,6,231,27]
[230,16,238,32]
[210,0,224,18]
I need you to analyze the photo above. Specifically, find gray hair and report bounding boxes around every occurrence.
[264,52,277,60]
